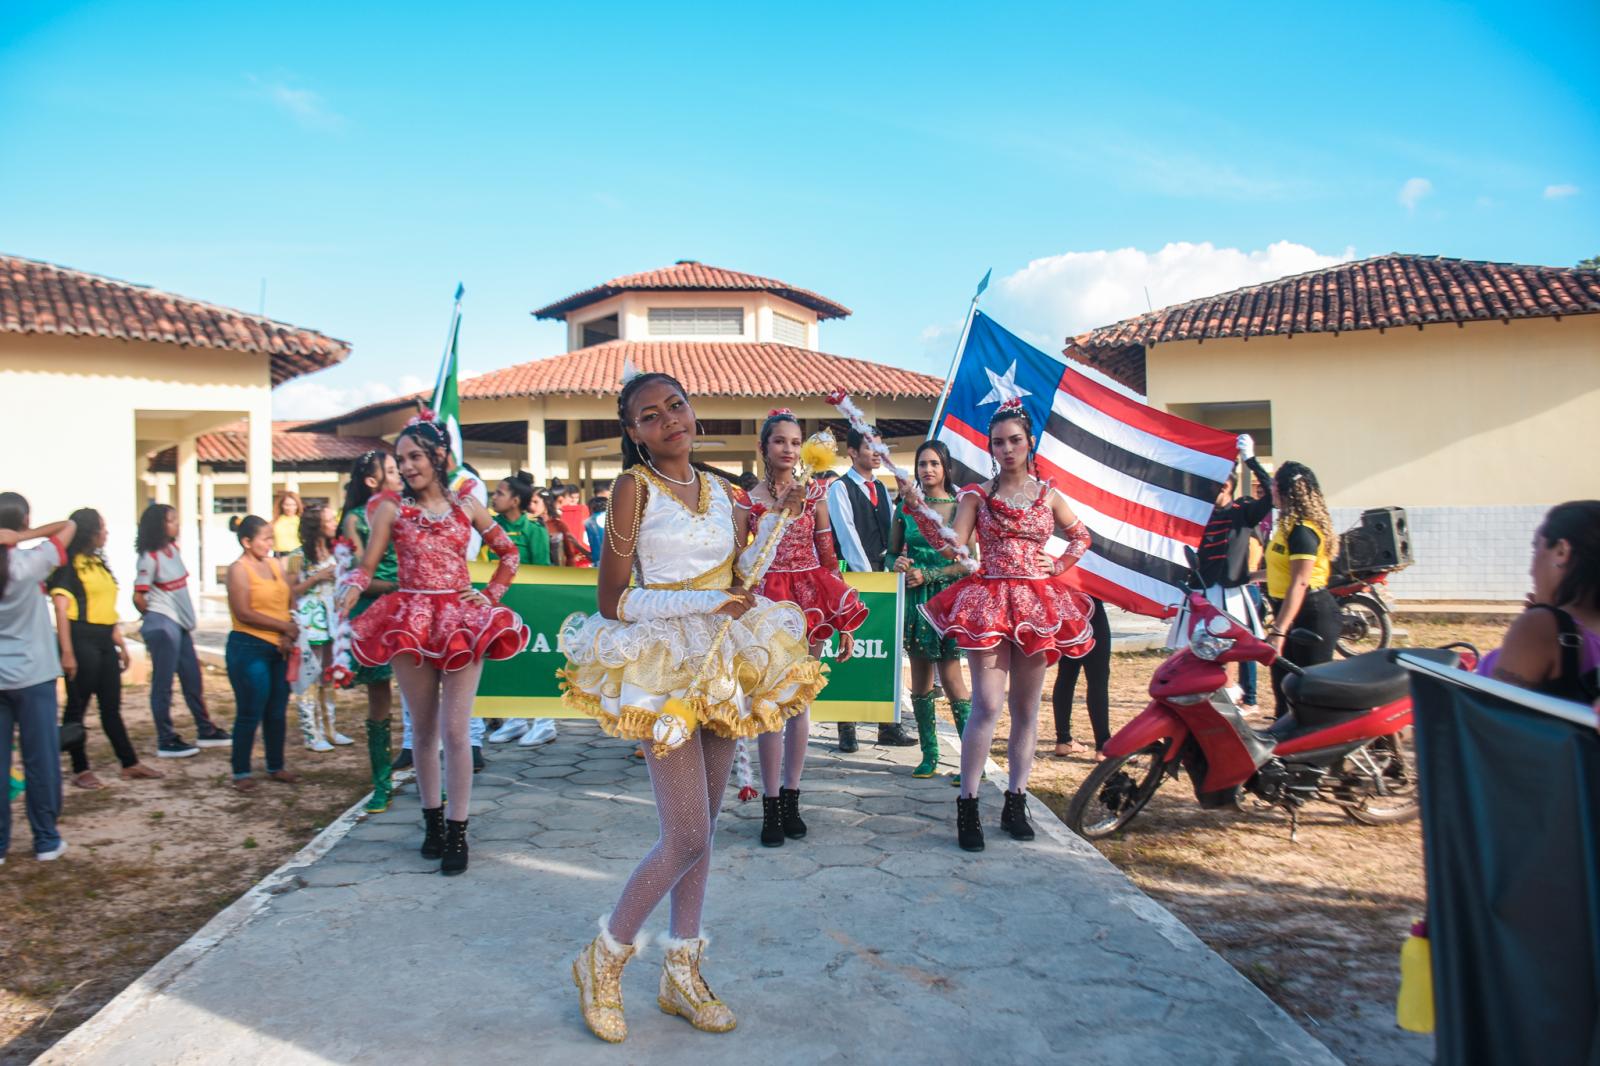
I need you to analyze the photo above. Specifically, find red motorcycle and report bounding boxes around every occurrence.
[1065,571,1475,840]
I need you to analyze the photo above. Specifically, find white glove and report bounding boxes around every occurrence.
[618,588,730,622]
[1236,433,1255,460]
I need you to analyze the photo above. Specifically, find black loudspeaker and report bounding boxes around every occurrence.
[1342,506,1412,572]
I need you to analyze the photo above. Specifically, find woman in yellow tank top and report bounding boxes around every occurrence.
[1264,461,1342,718]
[224,515,329,792]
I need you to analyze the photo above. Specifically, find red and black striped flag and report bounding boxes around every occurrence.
[933,312,1236,617]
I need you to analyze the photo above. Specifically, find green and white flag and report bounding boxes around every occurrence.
[431,283,465,462]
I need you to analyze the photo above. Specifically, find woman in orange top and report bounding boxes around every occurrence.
[224,515,325,792]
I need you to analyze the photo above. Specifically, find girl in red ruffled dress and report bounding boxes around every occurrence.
[747,410,867,847]
[340,415,529,875]
[919,399,1094,853]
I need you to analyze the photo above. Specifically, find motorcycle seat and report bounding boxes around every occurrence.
[1285,648,1460,710]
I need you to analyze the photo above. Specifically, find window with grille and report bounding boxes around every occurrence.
[213,496,247,514]
[647,307,743,336]
[773,312,807,346]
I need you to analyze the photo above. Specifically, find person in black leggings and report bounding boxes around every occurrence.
[1263,462,1343,717]
[1052,596,1111,756]
[48,509,163,788]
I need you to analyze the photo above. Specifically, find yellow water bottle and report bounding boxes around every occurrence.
[1397,918,1434,1033]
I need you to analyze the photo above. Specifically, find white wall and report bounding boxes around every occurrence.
[1329,504,1544,602]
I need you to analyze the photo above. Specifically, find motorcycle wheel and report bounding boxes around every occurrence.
[1339,731,1419,825]
[1065,741,1170,839]
[1336,593,1392,658]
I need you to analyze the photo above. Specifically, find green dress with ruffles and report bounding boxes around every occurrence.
[895,501,964,662]
[348,508,399,686]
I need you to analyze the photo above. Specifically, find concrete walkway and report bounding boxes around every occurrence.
[42,724,1338,1065]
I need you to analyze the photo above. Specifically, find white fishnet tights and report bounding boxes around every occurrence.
[606,729,737,943]
[392,657,483,822]
[958,644,1050,798]
[757,709,809,796]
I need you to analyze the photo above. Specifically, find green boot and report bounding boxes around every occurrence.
[364,718,394,814]
[949,698,972,788]
[910,694,940,778]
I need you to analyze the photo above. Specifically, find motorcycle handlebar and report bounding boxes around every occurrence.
[1272,627,1322,675]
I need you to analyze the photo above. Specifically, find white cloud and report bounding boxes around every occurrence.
[1544,183,1580,200]
[986,240,1356,343]
[249,75,343,130]
[1398,177,1433,212]
[273,374,428,421]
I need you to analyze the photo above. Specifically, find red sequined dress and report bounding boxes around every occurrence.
[918,481,1095,665]
[750,480,869,645]
[350,487,530,672]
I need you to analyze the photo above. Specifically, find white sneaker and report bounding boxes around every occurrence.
[328,731,354,746]
[305,737,334,753]
[37,841,67,861]
[518,719,558,747]
[491,718,531,743]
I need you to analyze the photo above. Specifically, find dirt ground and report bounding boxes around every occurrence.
[981,617,1510,1066]
[0,672,374,1064]
[2,619,1509,1064]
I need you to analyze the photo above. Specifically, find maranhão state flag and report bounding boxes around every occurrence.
[932,311,1236,618]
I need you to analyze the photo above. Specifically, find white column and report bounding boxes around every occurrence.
[175,437,201,591]
[566,419,582,481]
[155,477,172,506]
[246,406,272,519]
[525,400,547,482]
[198,472,217,594]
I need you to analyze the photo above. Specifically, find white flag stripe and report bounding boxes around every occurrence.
[1037,434,1216,527]
[1076,546,1186,610]
[1051,388,1234,484]
[1065,493,1191,568]
[938,426,993,479]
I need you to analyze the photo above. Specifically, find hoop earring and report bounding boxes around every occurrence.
[696,420,706,437]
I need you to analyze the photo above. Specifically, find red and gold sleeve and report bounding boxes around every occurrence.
[481,524,520,603]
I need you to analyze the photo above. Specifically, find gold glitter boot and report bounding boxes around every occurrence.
[572,916,640,1043]
[658,935,737,1033]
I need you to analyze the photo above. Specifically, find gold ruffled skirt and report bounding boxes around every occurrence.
[558,596,826,741]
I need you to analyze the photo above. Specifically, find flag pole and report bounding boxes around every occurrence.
[929,268,990,432]
[434,282,465,402]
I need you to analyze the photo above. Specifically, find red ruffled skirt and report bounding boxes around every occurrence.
[919,574,1095,665]
[759,566,869,646]
[351,591,530,673]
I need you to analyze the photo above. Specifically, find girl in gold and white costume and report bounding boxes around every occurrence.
[564,370,823,1043]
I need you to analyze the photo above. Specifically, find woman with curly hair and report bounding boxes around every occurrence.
[1265,460,1342,717]
[48,509,163,788]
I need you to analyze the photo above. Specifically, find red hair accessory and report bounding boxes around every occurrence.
[824,388,848,406]
[997,397,1025,412]
[404,407,440,429]
[767,407,795,418]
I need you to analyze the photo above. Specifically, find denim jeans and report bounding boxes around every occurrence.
[1239,584,1265,705]
[1,680,63,857]
[142,612,216,743]
[225,632,289,778]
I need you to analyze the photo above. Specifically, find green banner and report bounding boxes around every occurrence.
[469,563,903,722]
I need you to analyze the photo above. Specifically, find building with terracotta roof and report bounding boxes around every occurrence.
[143,422,389,587]
[1,254,349,605]
[305,261,940,490]
[1069,254,1600,599]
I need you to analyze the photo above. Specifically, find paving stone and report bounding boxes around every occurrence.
[49,723,1339,1066]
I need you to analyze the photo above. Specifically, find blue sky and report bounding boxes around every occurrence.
[2,0,1595,417]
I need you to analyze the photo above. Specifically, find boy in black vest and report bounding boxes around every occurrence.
[824,427,917,751]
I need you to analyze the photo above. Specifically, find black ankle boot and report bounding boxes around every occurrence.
[779,787,807,839]
[836,723,858,753]
[956,796,985,852]
[1000,790,1035,841]
[441,818,469,876]
[420,806,445,860]
[760,795,785,847]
